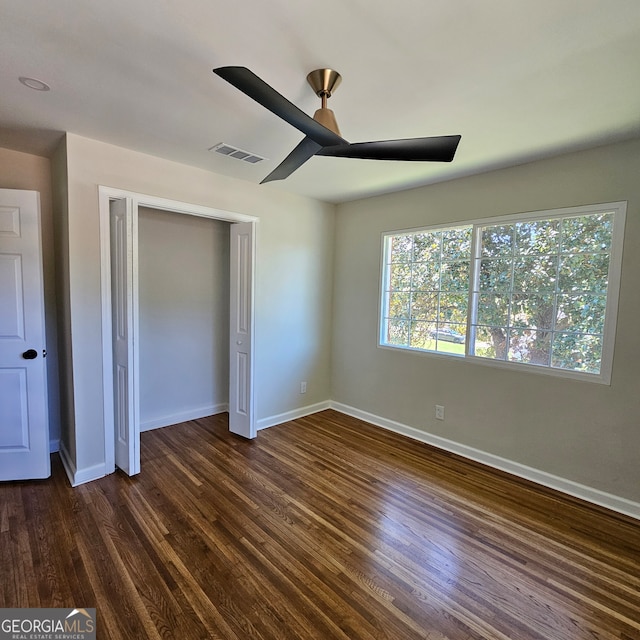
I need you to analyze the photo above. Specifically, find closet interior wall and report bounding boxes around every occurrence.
[138,207,230,431]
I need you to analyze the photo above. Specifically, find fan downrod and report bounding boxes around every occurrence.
[306,69,342,136]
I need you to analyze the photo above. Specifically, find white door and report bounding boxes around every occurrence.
[110,198,140,475]
[0,189,50,480]
[229,222,256,438]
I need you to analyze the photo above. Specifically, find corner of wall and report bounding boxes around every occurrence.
[58,440,106,487]
[51,135,77,468]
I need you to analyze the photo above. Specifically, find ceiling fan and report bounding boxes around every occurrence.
[213,66,461,184]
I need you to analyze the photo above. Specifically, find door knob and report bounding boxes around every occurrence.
[22,349,38,360]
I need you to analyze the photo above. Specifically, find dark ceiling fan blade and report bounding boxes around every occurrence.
[261,137,322,184]
[317,135,461,162]
[213,66,347,148]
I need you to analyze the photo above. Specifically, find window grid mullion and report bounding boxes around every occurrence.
[408,234,416,346]
[436,231,443,337]
[467,225,482,356]
[550,218,566,365]
[505,225,517,361]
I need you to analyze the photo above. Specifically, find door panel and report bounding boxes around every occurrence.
[0,189,50,480]
[0,254,24,337]
[229,222,256,438]
[110,198,139,475]
[0,369,29,447]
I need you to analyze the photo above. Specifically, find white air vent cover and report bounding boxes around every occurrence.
[209,143,266,164]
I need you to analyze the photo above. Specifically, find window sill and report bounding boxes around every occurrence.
[378,342,611,385]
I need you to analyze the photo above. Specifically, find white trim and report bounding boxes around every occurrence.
[330,401,640,522]
[141,404,229,432]
[98,186,259,478]
[257,401,332,431]
[381,200,628,237]
[49,438,60,453]
[59,441,107,487]
[58,441,75,485]
[98,186,258,224]
[463,351,614,384]
[600,202,626,384]
[98,188,116,474]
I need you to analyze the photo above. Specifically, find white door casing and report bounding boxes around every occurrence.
[229,222,256,439]
[0,189,50,480]
[99,187,257,479]
[110,198,140,475]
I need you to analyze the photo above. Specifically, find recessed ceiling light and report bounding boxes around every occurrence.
[19,76,51,91]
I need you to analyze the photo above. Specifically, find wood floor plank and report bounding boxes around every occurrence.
[1,409,639,639]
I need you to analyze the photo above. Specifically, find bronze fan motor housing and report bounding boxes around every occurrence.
[306,69,342,136]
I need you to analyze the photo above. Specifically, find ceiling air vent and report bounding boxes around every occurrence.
[209,143,266,164]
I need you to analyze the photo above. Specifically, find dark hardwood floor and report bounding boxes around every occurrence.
[2,409,640,639]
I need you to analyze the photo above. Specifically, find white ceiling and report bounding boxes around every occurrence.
[2,0,640,203]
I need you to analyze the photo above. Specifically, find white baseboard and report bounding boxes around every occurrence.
[58,395,640,520]
[141,403,229,432]
[49,438,60,453]
[59,440,107,487]
[257,400,332,431]
[330,401,640,522]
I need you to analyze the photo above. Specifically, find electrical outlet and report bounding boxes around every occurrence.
[300,381,307,394]
[435,405,445,421]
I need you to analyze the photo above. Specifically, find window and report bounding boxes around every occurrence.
[380,202,626,383]
[382,224,473,356]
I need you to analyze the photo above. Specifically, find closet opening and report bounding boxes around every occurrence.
[99,187,257,476]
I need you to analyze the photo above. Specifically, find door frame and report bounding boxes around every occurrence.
[98,186,258,475]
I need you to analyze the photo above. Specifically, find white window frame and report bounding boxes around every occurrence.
[379,201,627,385]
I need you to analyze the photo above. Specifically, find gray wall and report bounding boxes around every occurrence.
[138,207,229,430]
[54,133,335,478]
[333,137,640,504]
